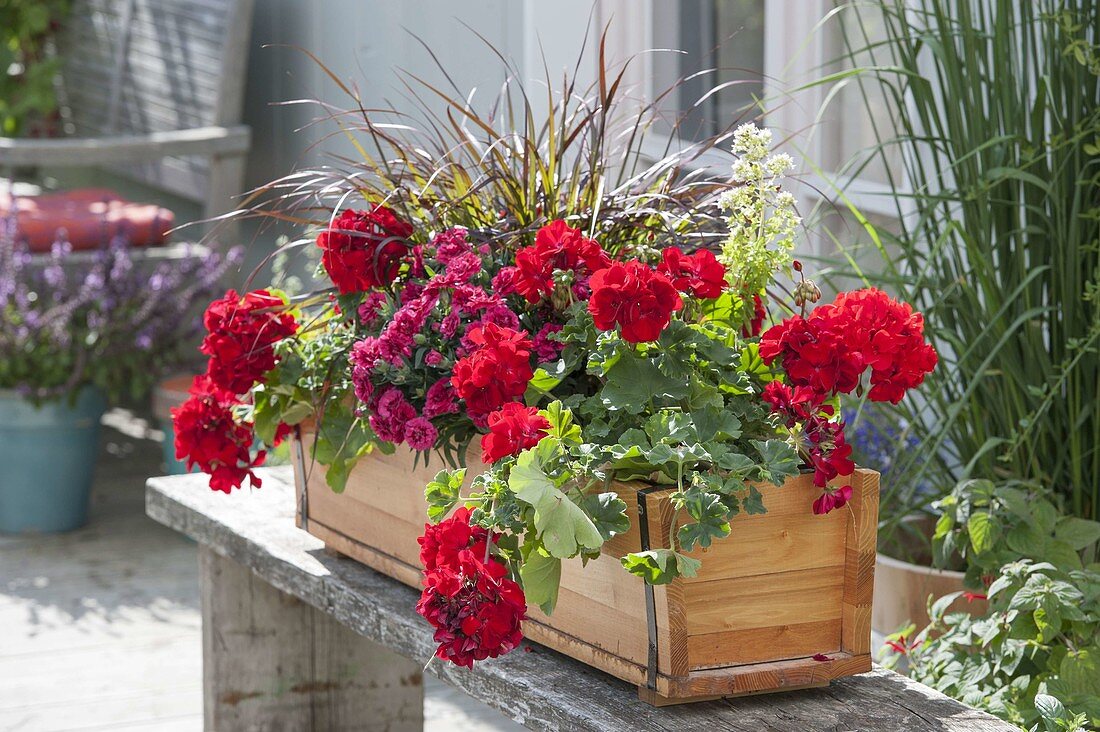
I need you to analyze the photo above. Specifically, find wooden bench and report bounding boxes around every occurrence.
[146,468,1016,731]
[0,0,255,238]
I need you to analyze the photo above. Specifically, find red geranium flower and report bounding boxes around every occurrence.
[480,403,551,464]
[171,375,265,493]
[501,220,610,304]
[759,314,863,399]
[199,289,298,395]
[416,510,526,668]
[418,507,491,571]
[588,261,683,343]
[760,381,828,426]
[759,288,936,405]
[656,247,727,299]
[450,323,534,425]
[832,288,939,403]
[316,206,414,294]
[812,484,853,515]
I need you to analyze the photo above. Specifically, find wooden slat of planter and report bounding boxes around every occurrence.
[685,565,845,632]
[687,619,844,669]
[842,470,879,656]
[682,507,849,583]
[684,565,845,668]
[307,487,424,570]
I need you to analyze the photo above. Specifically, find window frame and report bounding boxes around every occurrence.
[594,0,913,255]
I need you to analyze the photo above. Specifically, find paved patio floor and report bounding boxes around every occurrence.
[0,409,519,731]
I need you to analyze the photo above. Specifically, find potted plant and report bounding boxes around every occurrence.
[0,222,233,533]
[176,108,938,700]
[881,478,1100,727]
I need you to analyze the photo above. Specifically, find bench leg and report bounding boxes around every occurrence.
[199,546,424,731]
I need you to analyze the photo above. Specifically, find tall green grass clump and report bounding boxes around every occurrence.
[823,1,1100,525]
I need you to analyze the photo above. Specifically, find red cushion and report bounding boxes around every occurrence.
[0,188,175,252]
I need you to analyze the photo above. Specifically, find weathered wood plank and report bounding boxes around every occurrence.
[200,545,423,731]
[0,125,250,167]
[146,469,1016,732]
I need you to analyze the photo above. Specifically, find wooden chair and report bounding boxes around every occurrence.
[0,0,255,242]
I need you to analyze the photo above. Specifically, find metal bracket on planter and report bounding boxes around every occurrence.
[636,485,664,691]
[291,426,308,530]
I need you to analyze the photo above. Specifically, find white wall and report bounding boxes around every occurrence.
[239,1,619,193]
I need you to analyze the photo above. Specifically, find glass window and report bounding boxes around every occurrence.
[653,1,766,140]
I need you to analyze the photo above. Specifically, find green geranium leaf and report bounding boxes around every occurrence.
[678,514,730,552]
[620,549,699,584]
[520,548,562,615]
[600,352,688,413]
[645,410,696,444]
[581,492,630,541]
[540,400,582,444]
[752,439,800,485]
[425,468,466,523]
[675,552,702,578]
[742,484,767,515]
[693,406,742,442]
[525,363,568,403]
[509,449,603,558]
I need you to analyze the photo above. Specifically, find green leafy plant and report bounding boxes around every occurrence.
[1031,695,1091,732]
[820,0,1100,526]
[0,0,70,137]
[933,479,1100,588]
[884,560,1100,728]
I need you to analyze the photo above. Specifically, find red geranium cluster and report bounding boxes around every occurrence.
[761,381,856,515]
[480,403,551,463]
[656,247,727,299]
[831,289,939,403]
[316,206,414,294]
[588,261,683,343]
[450,323,534,426]
[416,508,526,668]
[171,375,269,493]
[174,290,297,492]
[759,288,937,405]
[200,289,298,394]
[498,220,610,304]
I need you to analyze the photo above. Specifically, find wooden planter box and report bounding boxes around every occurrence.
[292,429,879,704]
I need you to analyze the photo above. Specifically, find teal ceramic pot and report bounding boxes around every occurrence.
[0,387,107,533]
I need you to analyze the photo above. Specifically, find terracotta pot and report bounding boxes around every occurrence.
[152,374,198,475]
[872,517,986,635]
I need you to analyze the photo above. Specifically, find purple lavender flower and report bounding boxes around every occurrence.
[0,214,234,402]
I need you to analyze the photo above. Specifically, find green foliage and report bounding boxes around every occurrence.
[889,480,1100,728]
[1030,694,1091,732]
[933,479,1100,588]
[884,560,1100,728]
[0,0,70,137]
[424,468,465,523]
[252,318,387,493]
[254,27,739,262]
[621,549,700,585]
[820,0,1100,523]
[508,444,604,559]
